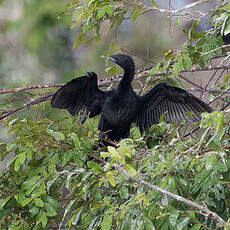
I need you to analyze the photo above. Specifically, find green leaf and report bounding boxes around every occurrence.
[36,211,48,228]
[92,184,102,200]
[107,146,121,160]
[131,6,142,21]
[15,194,32,207]
[43,196,59,210]
[204,153,217,170]
[29,206,40,217]
[60,200,75,229]
[47,130,65,141]
[105,66,117,74]
[8,226,20,230]
[22,176,40,190]
[161,58,172,72]
[143,217,155,230]
[14,159,20,172]
[101,211,112,230]
[73,32,85,49]
[106,171,116,187]
[62,150,72,165]
[124,163,137,176]
[190,223,202,230]
[188,20,200,41]
[71,133,81,151]
[104,5,113,15]
[6,155,17,168]
[97,5,113,19]
[97,7,107,20]
[119,186,129,199]
[213,111,224,138]
[176,217,190,230]
[182,54,192,70]
[33,224,41,230]
[0,196,11,209]
[176,17,182,25]
[169,210,179,226]
[151,0,158,7]
[34,198,44,207]
[14,153,25,172]
[48,153,59,173]
[172,56,183,77]
[87,161,104,174]
[222,16,230,36]
[149,63,160,75]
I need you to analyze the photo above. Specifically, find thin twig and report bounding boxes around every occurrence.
[120,47,156,64]
[208,88,230,105]
[221,101,230,111]
[0,83,64,95]
[114,163,226,227]
[0,93,53,120]
[123,0,213,15]
[179,75,203,90]
[182,126,200,138]
[201,44,230,56]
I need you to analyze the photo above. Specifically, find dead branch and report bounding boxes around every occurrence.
[123,0,214,16]
[0,93,53,120]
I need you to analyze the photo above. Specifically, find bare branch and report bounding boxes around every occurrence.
[120,47,156,64]
[114,163,226,227]
[1,56,230,95]
[123,0,214,15]
[221,101,230,111]
[0,83,64,95]
[179,74,203,90]
[208,88,230,105]
[0,93,53,120]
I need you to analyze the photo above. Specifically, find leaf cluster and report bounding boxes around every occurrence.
[0,108,230,229]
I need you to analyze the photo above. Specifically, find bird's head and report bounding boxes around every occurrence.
[109,54,135,73]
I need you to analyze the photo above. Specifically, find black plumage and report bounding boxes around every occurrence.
[51,54,213,142]
[222,33,230,45]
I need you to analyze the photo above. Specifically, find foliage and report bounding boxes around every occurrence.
[0,110,230,229]
[1,0,230,229]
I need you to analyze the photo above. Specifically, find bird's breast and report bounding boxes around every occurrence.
[102,94,139,126]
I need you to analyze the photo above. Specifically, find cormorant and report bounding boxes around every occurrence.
[51,54,213,143]
[222,33,230,45]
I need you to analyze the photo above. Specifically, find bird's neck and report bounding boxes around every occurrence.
[118,68,134,91]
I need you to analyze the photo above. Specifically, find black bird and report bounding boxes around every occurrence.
[222,33,230,45]
[51,54,213,143]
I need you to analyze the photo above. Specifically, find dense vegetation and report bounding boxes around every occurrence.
[0,0,230,229]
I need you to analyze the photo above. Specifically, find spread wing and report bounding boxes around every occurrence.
[136,82,213,133]
[51,72,107,123]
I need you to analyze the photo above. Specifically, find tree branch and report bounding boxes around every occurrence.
[0,93,53,120]
[114,163,226,227]
[1,55,230,119]
[201,44,230,56]
[1,62,230,95]
[123,0,213,15]
[0,83,64,95]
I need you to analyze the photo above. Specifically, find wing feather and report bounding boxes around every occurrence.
[51,72,107,123]
[136,82,213,132]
